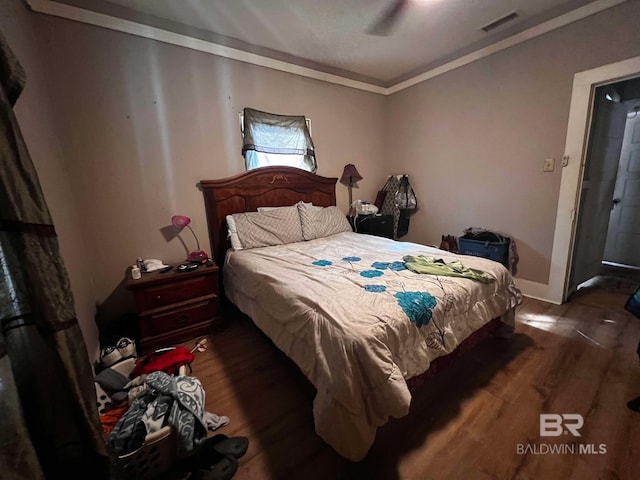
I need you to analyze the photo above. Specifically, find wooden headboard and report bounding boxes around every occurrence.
[200,166,338,267]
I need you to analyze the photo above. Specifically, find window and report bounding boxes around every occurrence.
[240,108,317,172]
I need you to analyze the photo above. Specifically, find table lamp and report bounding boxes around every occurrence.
[171,215,209,263]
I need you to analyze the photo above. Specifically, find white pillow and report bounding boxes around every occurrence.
[297,202,351,241]
[229,206,304,249]
[226,215,244,251]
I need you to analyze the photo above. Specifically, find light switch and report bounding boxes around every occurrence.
[543,158,555,172]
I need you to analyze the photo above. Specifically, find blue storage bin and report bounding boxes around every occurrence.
[458,236,510,268]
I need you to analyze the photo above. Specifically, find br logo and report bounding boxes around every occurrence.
[540,414,584,437]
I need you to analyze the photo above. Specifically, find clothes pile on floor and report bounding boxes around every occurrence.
[95,343,247,479]
[107,370,226,458]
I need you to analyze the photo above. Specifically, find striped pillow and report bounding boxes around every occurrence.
[298,202,351,241]
[229,206,304,249]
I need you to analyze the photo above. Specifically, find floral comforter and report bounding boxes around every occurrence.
[223,232,521,460]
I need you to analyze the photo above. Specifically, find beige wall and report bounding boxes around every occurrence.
[2,1,387,360]
[386,0,640,284]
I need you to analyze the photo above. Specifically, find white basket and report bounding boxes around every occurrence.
[97,360,187,479]
[117,425,177,479]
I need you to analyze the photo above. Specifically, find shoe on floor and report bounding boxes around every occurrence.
[116,337,137,358]
[208,434,249,459]
[100,345,122,367]
[189,456,238,480]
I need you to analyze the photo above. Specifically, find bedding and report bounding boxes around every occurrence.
[223,231,521,460]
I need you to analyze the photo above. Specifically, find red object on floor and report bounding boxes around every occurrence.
[100,405,129,436]
[131,346,195,377]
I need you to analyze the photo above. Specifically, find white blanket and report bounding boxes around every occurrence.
[223,232,521,460]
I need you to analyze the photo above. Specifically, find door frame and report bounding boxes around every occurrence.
[546,55,640,303]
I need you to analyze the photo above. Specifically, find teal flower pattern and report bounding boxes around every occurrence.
[342,256,362,262]
[360,270,383,278]
[312,260,333,267]
[364,285,386,293]
[389,261,406,271]
[371,261,406,271]
[394,291,438,327]
[372,262,390,270]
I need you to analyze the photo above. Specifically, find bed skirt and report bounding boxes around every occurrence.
[406,316,503,392]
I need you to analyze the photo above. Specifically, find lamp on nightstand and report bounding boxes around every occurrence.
[340,164,363,216]
[171,215,209,263]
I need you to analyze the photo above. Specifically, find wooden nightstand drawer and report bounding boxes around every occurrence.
[126,265,221,353]
[142,274,217,311]
[145,298,219,336]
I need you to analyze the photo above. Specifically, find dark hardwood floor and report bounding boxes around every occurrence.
[180,282,640,480]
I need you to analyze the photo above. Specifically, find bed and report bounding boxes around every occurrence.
[200,166,522,461]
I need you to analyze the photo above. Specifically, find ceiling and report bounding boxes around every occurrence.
[60,0,600,86]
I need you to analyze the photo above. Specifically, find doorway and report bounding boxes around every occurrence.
[541,55,640,304]
[567,77,640,298]
[603,80,640,268]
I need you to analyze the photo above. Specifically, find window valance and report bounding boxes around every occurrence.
[242,107,317,172]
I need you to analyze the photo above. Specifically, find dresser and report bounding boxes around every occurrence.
[126,265,220,353]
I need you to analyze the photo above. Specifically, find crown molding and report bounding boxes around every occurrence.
[24,0,387,95]
[25,0,626,96]
[387,0,627,94]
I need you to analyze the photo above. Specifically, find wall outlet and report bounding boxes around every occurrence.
[543,158,555,172]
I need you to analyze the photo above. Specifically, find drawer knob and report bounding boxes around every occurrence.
[156,295,161,300]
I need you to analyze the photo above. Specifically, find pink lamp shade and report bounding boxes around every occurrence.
[171,215,191,229]
[171,214,209,263]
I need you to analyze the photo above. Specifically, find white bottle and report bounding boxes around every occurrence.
[131,264,141,280]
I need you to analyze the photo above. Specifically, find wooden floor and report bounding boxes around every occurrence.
[181,280,640,480]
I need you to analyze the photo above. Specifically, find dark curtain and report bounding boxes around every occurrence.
[0,32,111,478]
[242,107,317,172]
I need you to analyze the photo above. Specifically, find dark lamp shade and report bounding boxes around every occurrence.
[340,164,363,186]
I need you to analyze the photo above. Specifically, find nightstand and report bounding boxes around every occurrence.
[126,264,220,353]
[348,214,394,239]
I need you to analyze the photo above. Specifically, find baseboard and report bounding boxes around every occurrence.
[514,277,560,304]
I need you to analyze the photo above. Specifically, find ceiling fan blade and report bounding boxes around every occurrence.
[366,0,409,36]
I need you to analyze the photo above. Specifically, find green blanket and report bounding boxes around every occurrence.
[403,255,495,283]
